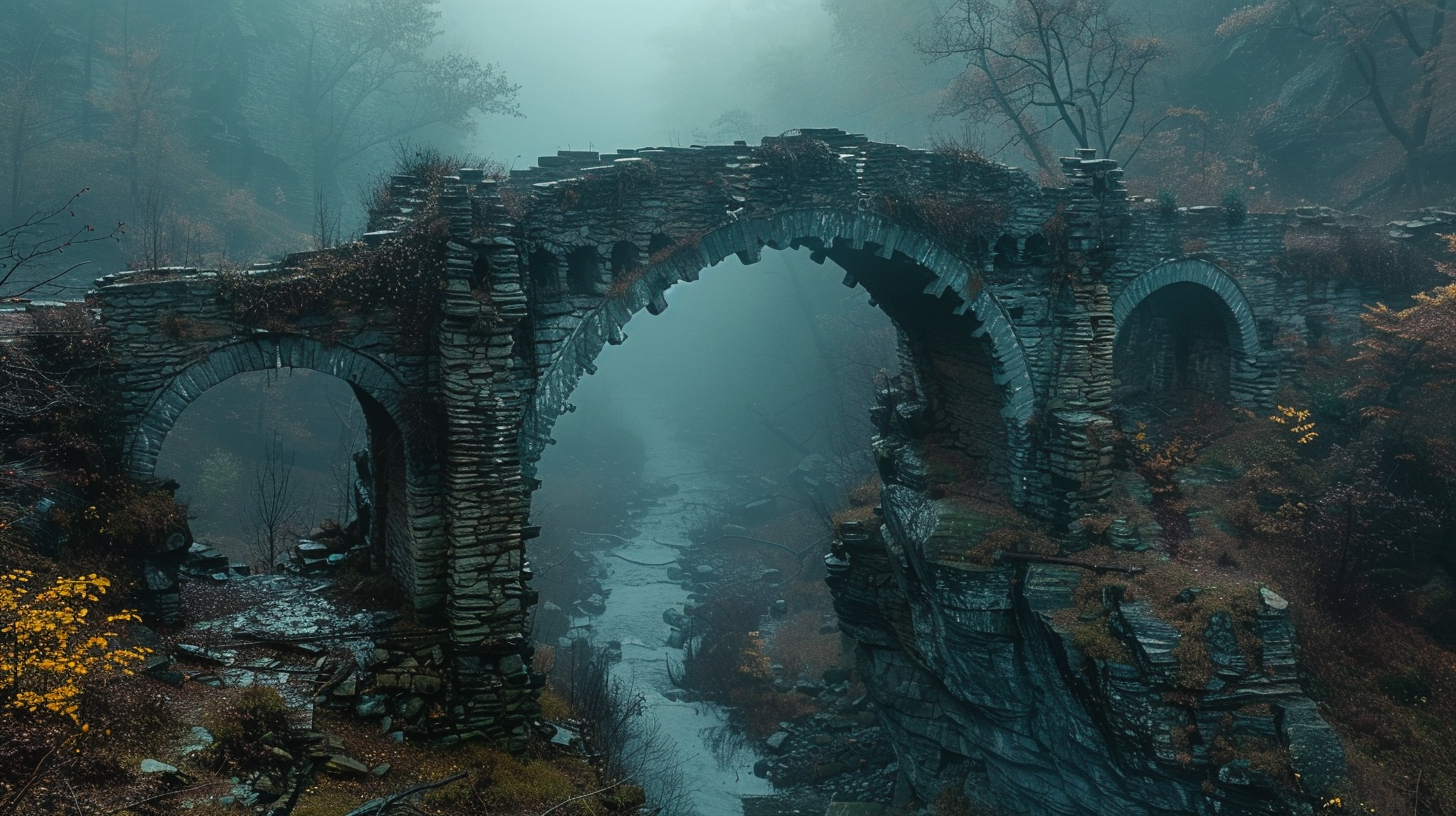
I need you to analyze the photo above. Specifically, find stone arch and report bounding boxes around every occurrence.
[521,207,1038,503]
[124,335,432,592]
[1112,258,1263,404]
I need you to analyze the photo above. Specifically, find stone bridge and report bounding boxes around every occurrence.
[86,130,1376,755]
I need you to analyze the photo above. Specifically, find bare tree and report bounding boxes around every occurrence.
[1218,0,1450,199]
[295,0,520,214]
[245,432,304,572]
[1,189,124,298]
[919,0,1168,175]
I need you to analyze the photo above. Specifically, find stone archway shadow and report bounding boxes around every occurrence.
[1112,258,1266,407]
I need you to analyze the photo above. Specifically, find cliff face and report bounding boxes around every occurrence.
[826,394,1347,816]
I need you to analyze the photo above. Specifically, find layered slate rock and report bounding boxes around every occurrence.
[827,393,1346,815]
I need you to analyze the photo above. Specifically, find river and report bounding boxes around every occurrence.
[575,415,774,816]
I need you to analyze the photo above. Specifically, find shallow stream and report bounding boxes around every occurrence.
[580,414,773,816]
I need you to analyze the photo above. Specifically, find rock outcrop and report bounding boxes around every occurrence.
[826,388,1346,815]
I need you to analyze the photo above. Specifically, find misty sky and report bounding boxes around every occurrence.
[439,0,854,164]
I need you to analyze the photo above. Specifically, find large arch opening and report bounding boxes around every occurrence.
[519,210,1035,500]
[133,338,428,595]
[519,214,1023,814]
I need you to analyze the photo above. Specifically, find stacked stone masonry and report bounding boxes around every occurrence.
[65,129,1406,794]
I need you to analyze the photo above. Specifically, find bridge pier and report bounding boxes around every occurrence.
[434,180,539,748]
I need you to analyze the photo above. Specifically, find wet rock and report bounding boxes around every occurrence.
[1279,699,1346,797]
[355,695,387,719]
[770,599,788,616]
[1111,600,1182,680]
[1203,612,1248,677]
[766,731,790,752]
[332,676,358,697]
[823,667,851,685]
[760,568,783,584]
[174,643,234,665]
[139,759,177,774]
[579,594,608,616]
[743,497,777,518]
[399,696,426,721]
[179,726,214,755]
[549,723,579,747]
[323,755,370,775]
[1260,586,1290,610]
[1174,587,1203,604]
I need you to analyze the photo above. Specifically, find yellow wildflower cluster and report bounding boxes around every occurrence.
[1269,405,1319,444]
[0,571,151,723]
[1132,421,1152,455]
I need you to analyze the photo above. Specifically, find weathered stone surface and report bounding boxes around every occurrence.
[69,130,1386,758]
[835,392,1346,815]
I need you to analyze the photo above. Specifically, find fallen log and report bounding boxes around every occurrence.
[343,771,469,816]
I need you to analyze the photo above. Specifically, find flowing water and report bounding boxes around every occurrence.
[580,413,774,816]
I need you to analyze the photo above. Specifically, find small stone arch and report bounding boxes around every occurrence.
[125,336,417,476]
[124,336,433,593]
[521,207,1038,503]
[1112,258,1264,405]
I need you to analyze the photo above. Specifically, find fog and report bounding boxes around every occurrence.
[438,0,946,165]
[9,0,1456,813]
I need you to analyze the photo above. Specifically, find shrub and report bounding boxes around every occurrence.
[1282,226,1437,295]
[460,745,580,814]
[1157,189,1178,218]
[204,686,292,772]
[757,135,842,184]
[95,488,186,555]
[769,611,840,683]
[672,581,774,699]
[726,687,817,739]
[0,570,149,723]
[1221,188,1247,225]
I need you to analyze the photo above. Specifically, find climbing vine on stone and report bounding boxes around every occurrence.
[217,216,450,343]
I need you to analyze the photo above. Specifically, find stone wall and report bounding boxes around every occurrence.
[90,275,448,606]
[71,129,1430,755]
